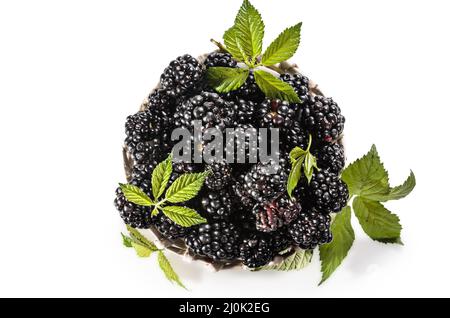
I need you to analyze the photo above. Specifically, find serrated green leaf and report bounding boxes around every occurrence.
[261,23,302,66]
[157,251,186,289]
[234,0,264,59]
[206,67,249,93]
[151,207,159,216]
[162,206,207,227]
[152,155,173,200]
[131,242,153,258]
[319,206,355,285]
[223,27,246,62]
[371,171,416,202]
[126,225,159,251]
[287,156,304,197]
[253,70,301,103]
[262,249,312,271]
[119,183,154,206]
[165,172,209,203]
[353,197,402,243]
[121,233,133,248]
[289,146,307,162]
[304,152,318,184]
[341,145,390,199]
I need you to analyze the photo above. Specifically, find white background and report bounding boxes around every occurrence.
[0,0,449,297]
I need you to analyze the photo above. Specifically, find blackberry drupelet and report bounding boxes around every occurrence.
[281,121,309,151]
[204,52,237,68]
[257,99,296,128]
[153,213,189,240]
[287,211,332,249]
[240,234,274,268]
[185,221,241,261]
[160,54,203,97]
[280,73,310,103]
[253,194,301,232]
[201,190,233,220]
[314,143,345,174]
[205,160,232,190]
[301,95,345,142]
[232,99,257,125]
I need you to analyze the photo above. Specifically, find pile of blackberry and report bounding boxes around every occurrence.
[115,52,349,268]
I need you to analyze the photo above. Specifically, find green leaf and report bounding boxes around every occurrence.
[162,206,207,227]
[371,171,416,202]
[287,156,304,197]
[121,233,133,248]
[341,145,390,199]
[289,146,307,162]
[261,23,302,66]
[119,183,154,206]
[353,197,402,243]
[157,251,186,289]
[131,242,153,258]
[126,225,159,251]
[304,152,318,184]
[152,155,173,200]
[262,249,313,271]
[165,172,209,203]
[233,0,264,59]
[206,67,249,93]
[253,70,301,103]
[319,206,355,285]
[223,27,246,62]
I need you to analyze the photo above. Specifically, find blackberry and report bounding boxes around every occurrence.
[240,234,274,268]
[204,52,237,68]
[257,99,296,128]
[232,179,255,209]
[301,95,345,142]
[205,160,232,190]
[201,190,233,220]
[174,91,235,130]
[281,121,309,151]
[270,230,292,254]
[287,211,332,249]
[297,169,349,214]
[147,88,178,113]
[232,99,257,125]
[226,124,258,163]
[280,73,309,103]
[225,72,265,103]
[160,54,203,97]
[153,213,189,240]
[241,157,289,202]
[185,221,241,261]
[232,208,257,232]
[130,160,159,182]
[314,143,345,174]
[253,194,301,232]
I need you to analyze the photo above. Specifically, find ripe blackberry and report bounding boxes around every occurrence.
[204,52,237,68]
[225,72,265,103]
[287,211,332,249]
[240,234,274,268]
[314,143,345,174]
[280,73,309,103]
[130,160,159,183]
[301,95,345,142]
[160,54,203,97]
[147,88,179,113]
[201,190,233,220]
[232,99,257,125]
[298,169,349,214]
[185,221,241,261]
[232,208,257,232]
[205,160,232,190]
[232,178,255,209]
[281,121,309,151]
[257,99,296,128]
[174,91,235,130]
[152,213,189,240]
[253,194,301,232]
[241,157,289,202]
[270,230,292,254]
[226,124,258,163]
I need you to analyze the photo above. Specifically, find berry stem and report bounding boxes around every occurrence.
[210,38,229,53]
[306,134,313,152]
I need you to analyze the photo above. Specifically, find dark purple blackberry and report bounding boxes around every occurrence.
[205,160,232,190]
[160,54,203,97]
[270,230,292,254]
[232,179,256,209]
[201,190,233,220]
[241,157,289,202]
[232,99,257,125]
[185,221,241,261]
[280,73,309,103]
[224,72,265,103]
[130,160,159,182]
[300,95,345,142]
[174,91,235,130]
[281,121,309,151]
[253,194,301,232]
[204,52,237,68]
[147,88,179,113]
[226,124,258,164]
[240,234,274,268]
[232,208,257,232]
[314,143,345,174]
[152,213,189,239]
[287,211,332,249]
[257,99,296,128]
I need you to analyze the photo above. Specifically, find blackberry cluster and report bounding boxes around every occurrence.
[115,51,349,267]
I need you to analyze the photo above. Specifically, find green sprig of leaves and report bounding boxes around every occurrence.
[119,154,208,228]
[207,0,302,102]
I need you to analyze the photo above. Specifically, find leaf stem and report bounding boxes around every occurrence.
[210,38,229,53]
[306,134,313,152]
